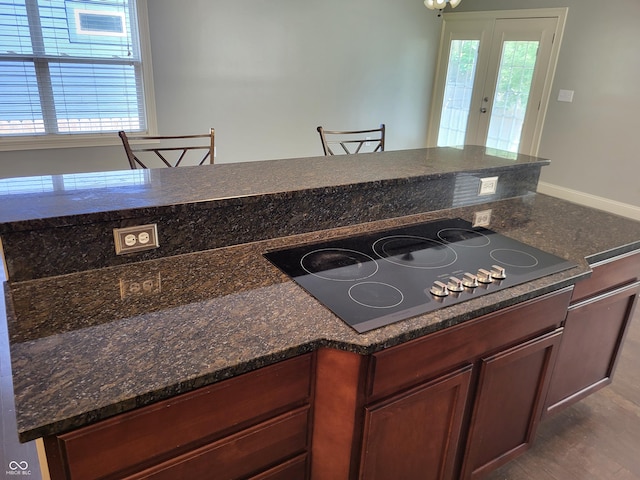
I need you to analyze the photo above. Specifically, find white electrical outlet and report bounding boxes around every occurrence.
[478,176,499,196]
[473,209,492,227]
[114,224,159,255]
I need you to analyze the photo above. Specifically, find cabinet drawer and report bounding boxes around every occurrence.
[48,354,312,480]
[126,407,310,480]
[368,288,572,401]
[250,454,308,480]
[572,250,640,303]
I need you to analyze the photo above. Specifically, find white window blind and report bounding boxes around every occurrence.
[0,0,148,139]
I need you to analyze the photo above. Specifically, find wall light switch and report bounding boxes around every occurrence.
[558,89,574,103]
[478,176,499,196]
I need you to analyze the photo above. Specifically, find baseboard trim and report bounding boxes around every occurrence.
[537,182,640,221]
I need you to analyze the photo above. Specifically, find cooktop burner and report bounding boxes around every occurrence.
[265,218,576,333]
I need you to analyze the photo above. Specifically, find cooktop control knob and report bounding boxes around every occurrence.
[462,273,478,288]
[490,265,506,279]
[430,280,449,297]
[477,268,493,284]
[447,277,464,293]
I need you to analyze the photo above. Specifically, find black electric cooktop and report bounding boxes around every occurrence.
[265,218,576,333]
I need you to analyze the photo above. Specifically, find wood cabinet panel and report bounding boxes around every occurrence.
[249,454,308,480]
[572,251,640,303]
[461,329,562,480]
[359,366,472,480]
[544,282,640,416]
[311,348,368,480]
[124,407,309,480]
[46,354,312,480]
[369,288,572,401]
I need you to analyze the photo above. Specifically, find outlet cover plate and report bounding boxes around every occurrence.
[478,176,499,196]
[114,224,159,255]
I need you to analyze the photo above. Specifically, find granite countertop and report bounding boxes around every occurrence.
[5,193,640,442]
[0,146,549,283]
[0,146,545,229]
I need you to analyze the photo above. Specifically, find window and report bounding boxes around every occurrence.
[485,41,538,153]
[437,39,480,148]
[75,10,126,36]
[0,0,154,149]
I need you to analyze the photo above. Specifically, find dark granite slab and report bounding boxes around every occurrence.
[0,146,546,281]
[0,146,546,227]
[5,194,640,442]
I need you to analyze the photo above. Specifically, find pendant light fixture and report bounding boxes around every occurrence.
[424,0,461,16]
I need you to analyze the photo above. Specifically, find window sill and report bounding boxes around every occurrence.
[0,133,140,152]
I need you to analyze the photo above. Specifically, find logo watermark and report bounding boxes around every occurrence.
[6,461,31,476]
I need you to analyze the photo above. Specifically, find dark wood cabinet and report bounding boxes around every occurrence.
[544,251,640,417]
[366,287,573,403]
[311,288,572,480]
[43,354,313,480]
[360,366,472,480]
[461,329,562,479]
[249,455,309,480]
[123,408,310,480]
[544,281,640,416]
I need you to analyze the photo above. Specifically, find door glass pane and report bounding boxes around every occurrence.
[437,40,479,147]
[486,41,538,153]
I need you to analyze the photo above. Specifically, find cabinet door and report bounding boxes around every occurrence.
[461,329,562,480]
[359,365,472,480]
[544,281,640,416]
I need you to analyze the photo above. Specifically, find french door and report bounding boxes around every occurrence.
[427,9,567,155]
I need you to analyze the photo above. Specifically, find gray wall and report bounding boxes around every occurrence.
[455,0,640,217]
[0,0,440,176]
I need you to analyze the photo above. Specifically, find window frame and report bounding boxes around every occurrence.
[0,0,156,152]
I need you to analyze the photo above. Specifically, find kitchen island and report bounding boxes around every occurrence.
[2,147,640,479]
